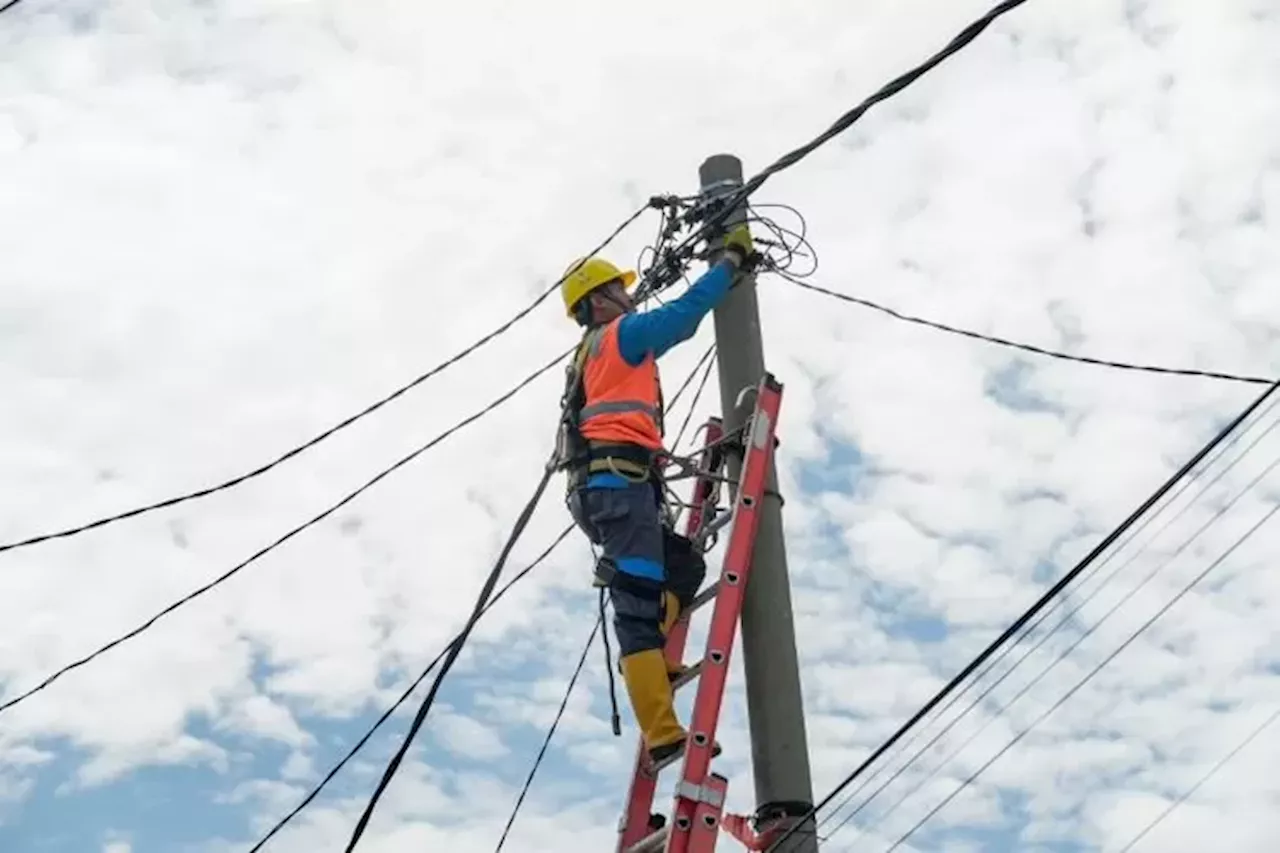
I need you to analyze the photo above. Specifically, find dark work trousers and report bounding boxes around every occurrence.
[567,477,706,658]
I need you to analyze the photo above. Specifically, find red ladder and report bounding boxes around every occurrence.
[615,374,784,853]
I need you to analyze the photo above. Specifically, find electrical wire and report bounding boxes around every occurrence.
[343,466,555,851]
[493,616,602,853]
[635,0,1036,301]
[666,343,717,413]
[481,348,722,852]
[831,417,1280,849]
[880,494,1280,852]
[781,274,1273,387]
[763,377,1280,853]
[0,0,24,15]
[1114,706,1280,853]
[0,347,573,717]
[340,297,721,849]
[245,524,575,852]
[673,347,718,452]
[817,397,1280,843]
[0,204,654,557]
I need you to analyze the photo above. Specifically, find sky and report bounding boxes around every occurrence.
[2,0,1280,851]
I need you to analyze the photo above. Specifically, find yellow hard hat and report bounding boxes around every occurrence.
[560,256,637,318]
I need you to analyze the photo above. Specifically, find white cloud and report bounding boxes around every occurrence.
[1,0,1279,851]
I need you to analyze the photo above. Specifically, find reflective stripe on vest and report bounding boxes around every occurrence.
[578,318,663,452]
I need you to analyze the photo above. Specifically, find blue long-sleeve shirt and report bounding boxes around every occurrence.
[587,259,735,490]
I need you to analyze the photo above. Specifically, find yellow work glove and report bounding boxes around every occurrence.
[722,223,754,267]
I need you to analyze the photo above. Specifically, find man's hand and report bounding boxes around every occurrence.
[722,223,754,267]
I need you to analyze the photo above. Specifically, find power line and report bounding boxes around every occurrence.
[881,494,1280,852]
[0,0,24,16]
[0,347,571,717]
[1115,706,1280,853]
[329,13,1017,826]
[818,398,1280,844]
[763,377,1280,853]
[832,420,1280,849]
[672,345,718,452]
[637,0,1036,305]
[781,275,1274,387]
[245,524,575,852]
[493,617,601,853]
[342,467,555,851]
[0,205,653,557]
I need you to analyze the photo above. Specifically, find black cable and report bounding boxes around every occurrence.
[0,205,652,557]
[817,399,1280,842]
[666,342,716,413]
[493,616,601,853]
[0,0,24,15]
[486,346,722,850]
[246,524,574,852]
[763,377,1280,853]
[344,467,555,851]
[673,347,717,452]
[834,424,1280,849]
[881,495,1280,852]
[637,0,1035,301]
[782,274,1273,387]
[1115,706,1280,853]
[243,522,570,845]
[0,347,572,717]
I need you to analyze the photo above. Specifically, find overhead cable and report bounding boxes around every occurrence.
[881,493,1280,852]
[245,524,575,852]
[490,346,720,852]
[0,204,653,557]
[493,617,601,853]
[330,345,721,850]
[638,0,1034,300]
[837,419,1280,849]
[1115,706,1280,853]
[818,397,1280,842]
[764,377,1280,853]
[0,347,572,717]
[782,275,1274,387]
[343,467,556,851]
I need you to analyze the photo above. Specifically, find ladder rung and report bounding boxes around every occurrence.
[625,824,670,853]
[671,659,704,692]
[686,580,720,616]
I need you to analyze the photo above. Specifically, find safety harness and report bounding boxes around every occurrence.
[553,324,667,491]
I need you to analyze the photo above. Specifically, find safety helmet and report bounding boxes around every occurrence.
[559,256,637,318]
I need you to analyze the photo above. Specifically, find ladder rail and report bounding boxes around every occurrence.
[615,419,727,852]
[663,375,782,853]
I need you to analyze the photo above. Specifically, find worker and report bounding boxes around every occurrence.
[559,222,756,766]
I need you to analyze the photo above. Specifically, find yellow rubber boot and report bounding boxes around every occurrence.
[620,648,687,757]
[659,590,691,683]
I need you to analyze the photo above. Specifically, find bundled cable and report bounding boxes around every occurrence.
[0,203,658,557]
[818,395,1280,843]
[781,273,1273,387]
[764,376,1280,853]
[0,349,573,717]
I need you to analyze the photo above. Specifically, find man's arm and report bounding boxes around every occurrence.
[616,260,737,365]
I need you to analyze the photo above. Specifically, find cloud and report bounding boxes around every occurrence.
[1,0,1279,851]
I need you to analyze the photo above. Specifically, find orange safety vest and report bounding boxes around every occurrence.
[577,317,664,452]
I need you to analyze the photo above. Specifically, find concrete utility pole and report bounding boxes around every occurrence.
[699,154,819,851]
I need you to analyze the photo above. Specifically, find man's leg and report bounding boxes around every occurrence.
[659,526,707,673]
[577,482,689,762]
